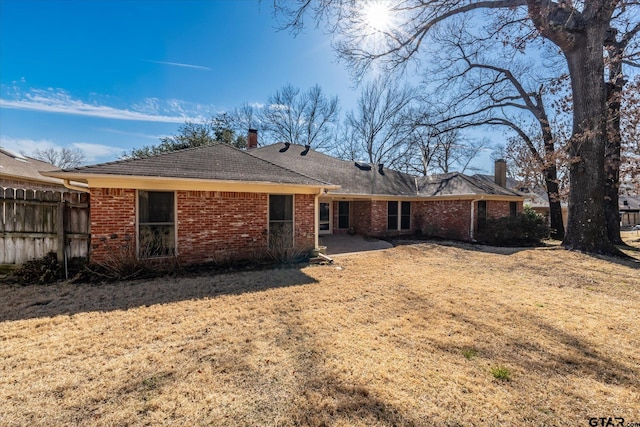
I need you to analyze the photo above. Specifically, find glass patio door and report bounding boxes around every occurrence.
[319,201,331,235]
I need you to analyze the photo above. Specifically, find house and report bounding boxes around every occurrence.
[620,195,640,227]
[491,176,568,227]
[1,148,68,191]
[252,145,523,241]
[43,138,524,266]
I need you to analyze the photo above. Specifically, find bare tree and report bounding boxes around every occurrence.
[261,84,339,149]
[396,122,441,176]
[228,102,265,144]
[275,0,640,255]
[422,25,567,238]
[31,147,85,169]
[342,77,415,167]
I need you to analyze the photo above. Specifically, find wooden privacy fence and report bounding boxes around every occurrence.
[0,188,90,265]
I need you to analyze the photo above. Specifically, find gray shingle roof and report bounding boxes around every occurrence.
[249,143,418,196]
[417,173,522,197]
[56,143,331,186]
[0,148,63,185]
[620,195,640,211]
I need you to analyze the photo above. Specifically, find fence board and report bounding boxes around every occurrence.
[0,187,90,266]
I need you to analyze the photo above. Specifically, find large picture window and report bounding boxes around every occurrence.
[388,201,410,231]
[138,191,175,257]
[269,195,293,248]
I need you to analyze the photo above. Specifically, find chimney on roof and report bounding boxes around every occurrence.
[247,129,258,149]
[378,163,384,175]
[494,159,507,187]
[301,144,310,156]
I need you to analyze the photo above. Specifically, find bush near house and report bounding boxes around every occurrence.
[14,253,87,285]
[476,206,550,246]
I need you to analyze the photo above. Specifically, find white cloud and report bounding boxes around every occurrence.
[0,136,57,156]
[0,136,121,164]
[0,88,208,123]
[71,143,123,163]
[268,103,290,111]
[96,127,165,140]
[146,60,212,71]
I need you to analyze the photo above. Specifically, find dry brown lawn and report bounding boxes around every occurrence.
[1,234,639,426]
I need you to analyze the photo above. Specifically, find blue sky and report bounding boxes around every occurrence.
[0,0,357,163]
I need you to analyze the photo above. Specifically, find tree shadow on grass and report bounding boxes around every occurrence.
[271,298,420,427]
[0,267,319,322]
[406,238,640,268]
[436,301,638,389]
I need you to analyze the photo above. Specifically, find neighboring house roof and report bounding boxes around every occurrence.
[0,148,65,186]
[475,175,568,208]
[250,143,419,197]
[46,143,333,187]
[418,173,523,198]
[620,195,640,212]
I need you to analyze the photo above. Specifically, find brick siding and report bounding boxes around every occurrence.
[89,188,137,264]
[413,200,473,241]
[351,201,372,235]
[89,188,316,266]
[294,194,315,251]
[486,200,520,219]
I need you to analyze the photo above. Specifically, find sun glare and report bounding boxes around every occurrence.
[364,1,391,31]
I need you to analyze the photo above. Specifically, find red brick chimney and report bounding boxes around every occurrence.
[494,159,507,187]
[247,129,258,149]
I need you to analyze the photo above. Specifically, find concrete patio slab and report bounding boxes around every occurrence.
[319,234,393,256]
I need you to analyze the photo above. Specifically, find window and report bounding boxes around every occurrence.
[477,201,487,230]
[401,201,411,230]
[138,191,175,257]
[510,201,518,218]
[338,201,350,229]
[319,202,330,232]
[388,201,411,231]
[269,195,293,248]
[388,201,398,230]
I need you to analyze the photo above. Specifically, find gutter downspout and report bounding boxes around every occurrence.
[63,179,89,193]
[314,188,323,250]
[469,197,484,241]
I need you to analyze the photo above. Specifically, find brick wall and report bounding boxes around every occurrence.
[177,191,268,264]
[351,201,372,235]
[89,188,137,264]
[88,188,316,266]
[370,200,389,236]
[486,200,521,219]
[413,200,473,241]
[294,194,315,251]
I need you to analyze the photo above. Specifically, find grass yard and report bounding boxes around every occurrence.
[1,234,639,426]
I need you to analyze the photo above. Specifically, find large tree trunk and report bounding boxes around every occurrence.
[561,25,618,254]
[527,0,620,254]
[604,35,626,246]
[545,169,565,239]
[537,98,565,239]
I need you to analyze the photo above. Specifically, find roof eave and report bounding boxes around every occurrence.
[41,171,340,193]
